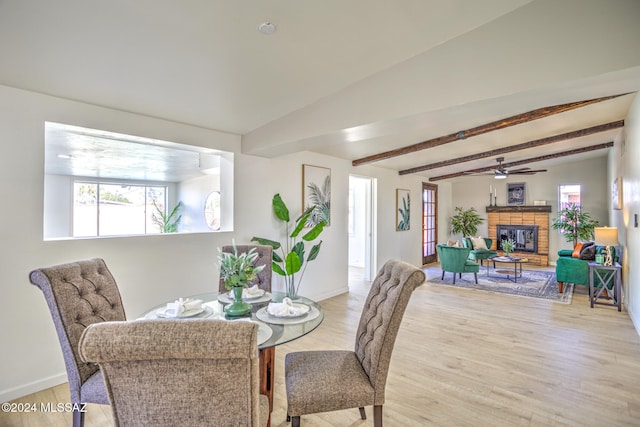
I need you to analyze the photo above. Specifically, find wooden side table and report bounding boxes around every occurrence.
[588,262,622,311]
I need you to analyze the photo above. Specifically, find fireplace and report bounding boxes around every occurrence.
[496,224,538,253]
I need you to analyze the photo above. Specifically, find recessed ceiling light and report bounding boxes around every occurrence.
[258,22,276,35]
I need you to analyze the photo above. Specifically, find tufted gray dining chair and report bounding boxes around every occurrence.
[79,319,269,427]
[29,258,126,427]
[218,244,273,292]
[284,259,425,427]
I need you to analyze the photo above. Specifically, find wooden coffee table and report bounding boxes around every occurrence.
[489,256,529,283]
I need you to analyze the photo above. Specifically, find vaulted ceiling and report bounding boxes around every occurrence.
[1,0,639,182]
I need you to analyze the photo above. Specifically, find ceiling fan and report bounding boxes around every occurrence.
[472,157,547,180]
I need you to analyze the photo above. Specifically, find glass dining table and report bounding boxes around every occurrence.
[138,291,324,426]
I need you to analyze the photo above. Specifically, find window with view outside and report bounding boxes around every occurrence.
[557,184,581,235]
[73,182,166,237]
[559,184,581,210]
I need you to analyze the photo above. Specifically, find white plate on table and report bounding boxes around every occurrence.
[267,302,310,318]
[256,305,320,325]
[155,305,210,318]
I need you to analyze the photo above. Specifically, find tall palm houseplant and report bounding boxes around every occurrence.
[252,194,326,298]
[450,207,484,237]
[552,203,598,247]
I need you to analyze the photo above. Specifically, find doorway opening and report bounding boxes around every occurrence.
[422,182,438,265]
[348,175,376,284]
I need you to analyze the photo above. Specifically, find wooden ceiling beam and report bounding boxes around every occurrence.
[398,120,623,175]
[352,93,628,167]
[428,142,614,181]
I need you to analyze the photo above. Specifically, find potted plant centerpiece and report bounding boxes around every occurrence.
[501,238,515,257]
[217,243,265,317]
[252,194,326,299]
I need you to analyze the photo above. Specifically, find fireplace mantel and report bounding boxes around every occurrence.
[486,205,552,213]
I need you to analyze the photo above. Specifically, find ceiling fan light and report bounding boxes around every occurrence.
[494,174,507,179]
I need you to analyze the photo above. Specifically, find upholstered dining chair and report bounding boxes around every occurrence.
[78,319,269,427]
[284,259,425,427]
[28,258,126,427]
[218,244,273,292]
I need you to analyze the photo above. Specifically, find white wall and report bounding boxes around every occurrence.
[449,156,609,261]
[178,174,219,233]
[611,93,640,334]
[0,85,440,401]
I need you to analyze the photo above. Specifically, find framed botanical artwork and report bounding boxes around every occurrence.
[507,182,526,206]
[396,189,410,231]
[612,177,623,210]
[302,164,331,226]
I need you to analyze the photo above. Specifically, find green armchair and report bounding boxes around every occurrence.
[436,244,480,284]
[461,237,498,265]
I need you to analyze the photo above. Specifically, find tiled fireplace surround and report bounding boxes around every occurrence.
[486,205,551,266]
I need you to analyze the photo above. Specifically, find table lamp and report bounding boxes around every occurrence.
[594,226,618,266]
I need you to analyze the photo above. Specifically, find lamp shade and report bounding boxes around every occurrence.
[594,227,618,246]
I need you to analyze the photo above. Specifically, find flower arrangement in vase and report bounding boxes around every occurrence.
[217,243,265,317]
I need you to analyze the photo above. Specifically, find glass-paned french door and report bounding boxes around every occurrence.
[422,183,438,265]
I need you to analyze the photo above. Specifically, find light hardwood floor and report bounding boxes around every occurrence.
[3,264,640,427]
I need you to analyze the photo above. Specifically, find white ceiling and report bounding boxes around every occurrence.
[1,0,639,182]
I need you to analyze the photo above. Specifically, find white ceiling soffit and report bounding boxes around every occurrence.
[1,0,640,179]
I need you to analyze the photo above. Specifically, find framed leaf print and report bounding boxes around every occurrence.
[302,164,331,226]
[396,189,410,231]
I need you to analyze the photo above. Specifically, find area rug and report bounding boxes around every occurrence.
[428,269,574,304]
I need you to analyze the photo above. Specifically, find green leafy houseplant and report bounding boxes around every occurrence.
[152,200,183,233]
[217,243,265,291]
[217,243,266,317]
[450,207,484,237]
[501,238,515,256]
[252,194,326,298]
[552,203,599,247]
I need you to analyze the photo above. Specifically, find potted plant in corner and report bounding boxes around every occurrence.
[217,243,265,317]
[450,207,484,237]
[552,203,598,248]
[252,194,326,299]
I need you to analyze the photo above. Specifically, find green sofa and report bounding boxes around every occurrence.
[436,244,480,284]
[461,237,498,266]
[555,246,616,292]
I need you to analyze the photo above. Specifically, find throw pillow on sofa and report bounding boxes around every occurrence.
[572,242,585,258]
[447,240,460,247]
[580,242,596,260]
[470,236,488,250]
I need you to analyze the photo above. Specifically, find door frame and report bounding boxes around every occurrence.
[422,182,438,265]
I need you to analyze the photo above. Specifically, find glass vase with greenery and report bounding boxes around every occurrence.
[501,238,515,257]
[450,207,484,237]
[252,194,326,299]
[217,243,265,316]
[552,204,598,248]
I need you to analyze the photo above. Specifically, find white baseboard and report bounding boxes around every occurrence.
[311,286,349,302]
[0,372,66,403]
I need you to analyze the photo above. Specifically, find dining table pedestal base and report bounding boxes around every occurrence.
[259,347,275,427]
